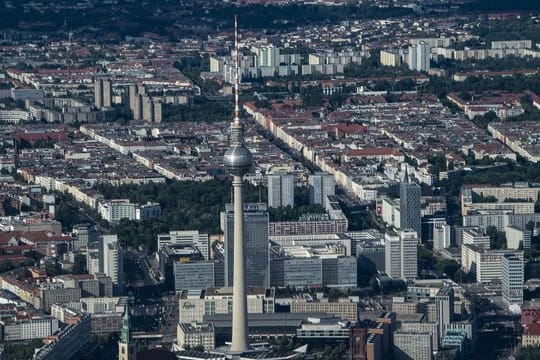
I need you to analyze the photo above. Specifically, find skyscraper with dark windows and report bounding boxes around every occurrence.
[400,171,421,238]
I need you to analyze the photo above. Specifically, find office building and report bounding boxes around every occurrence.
[400,173,421,238]
[157,230,210,260]
[291,299,358,323]
[221,203,269,288]
[400,230,418,281]
[502,254,524,306]
[72,224,99,252]
[357,240,385,273]
[270,254,357,288]
[401,322,439,351]
[177,322,215,351]
[102,235,124,295]
[267,172,294,208]
[385,232,401,279]
[158,243,205,290]
[0,316,59,341]
[385,230,418,281]
[309,172,335,206]
[178,287,275,324]
[174,261,216,291]
[436,287,454,339]
[33,314,91,360]
[394,332,432,360]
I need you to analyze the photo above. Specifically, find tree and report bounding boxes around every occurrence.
[516,347,540,360]
[73,254,87,274]
[486,226,506,249]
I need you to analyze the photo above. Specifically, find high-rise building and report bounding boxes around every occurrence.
[400,230,418,281]
[385,230,418,281]
[267,172,294,208]
[384,232,401,279]
[435,287,454,339]
[257,45,280,67]
[221,14,253,352]
[502,253,524,306]
[400,172,421,238]
[309,172,335,206]
[221,203,269,288]
[72,223,99,252]
[94,79,103,109]
[118,305,136,360]
[407,42,431,72]
[102,235,124,295]
[94,79,112,109]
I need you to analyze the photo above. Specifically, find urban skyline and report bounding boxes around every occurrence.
[0,0,539,359]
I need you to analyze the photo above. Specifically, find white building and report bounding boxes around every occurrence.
[102,235,124,295]
[0,316,59,341]
[177,322,215,350]
[135,202,161,221]
[408,42,431,72]
[385,230,418,281]
[98,199,136,223]
[157,230,210,260]
[502,254,524,306]
[505,226,531,250]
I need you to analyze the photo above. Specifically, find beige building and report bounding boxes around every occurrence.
[177,322,215,350]
[291,299,357,323]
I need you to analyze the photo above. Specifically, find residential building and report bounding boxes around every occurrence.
[267,172,294,208]
[102,235,124,295]
[309,172,335,206]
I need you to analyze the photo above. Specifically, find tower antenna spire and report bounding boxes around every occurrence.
[234,14,240,125]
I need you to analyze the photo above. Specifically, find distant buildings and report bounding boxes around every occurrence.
[309,172,335,206]
[33,314,91,360]
[267,172,294,208]
[102,235,124,295]
[94,79,112,110]
[400,173,421,238]
[98,199,161,223]
[407,42,431,72]
[177,322,215,351]
[394,332,432,360]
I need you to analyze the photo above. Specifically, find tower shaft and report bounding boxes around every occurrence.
[231,176,248,352]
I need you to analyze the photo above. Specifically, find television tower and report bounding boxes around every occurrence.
[223,15,252,353]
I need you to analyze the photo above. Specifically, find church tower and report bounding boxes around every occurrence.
[118,304,136,360]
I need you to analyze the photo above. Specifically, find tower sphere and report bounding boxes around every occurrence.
[224,145,252,176]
